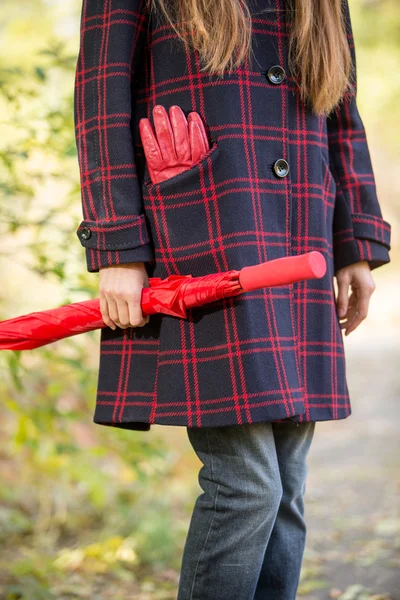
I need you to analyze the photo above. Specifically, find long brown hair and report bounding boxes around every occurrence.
[146,0,355,117]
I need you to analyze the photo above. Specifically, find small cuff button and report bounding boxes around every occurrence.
[80,226,92,240]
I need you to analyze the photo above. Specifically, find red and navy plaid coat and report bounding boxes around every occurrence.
[74,0,391,431]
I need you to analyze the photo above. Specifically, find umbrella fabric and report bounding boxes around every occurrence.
[0,252,325,351]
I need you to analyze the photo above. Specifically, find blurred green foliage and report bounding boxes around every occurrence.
[0,1,186,597]
[0,0,398,597]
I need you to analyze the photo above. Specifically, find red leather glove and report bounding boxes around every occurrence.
[139,104,210,184]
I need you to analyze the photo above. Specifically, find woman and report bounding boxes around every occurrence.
[74,0,392,597]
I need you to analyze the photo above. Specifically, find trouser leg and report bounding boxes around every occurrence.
[177,420,283,600]
[253,421,316,600]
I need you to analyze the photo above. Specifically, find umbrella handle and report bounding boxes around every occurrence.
[238,251,326,291]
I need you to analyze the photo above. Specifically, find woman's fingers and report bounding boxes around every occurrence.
[336,272,350,319]
[105,296,124,327]
[99,264,150,330]
[99,293,116,330]
[112,297,132,328]
[103,294,148,329]
[128,297,149,327]
[336,263,376,336]
[343,286,372,336]
[336,271,368,336]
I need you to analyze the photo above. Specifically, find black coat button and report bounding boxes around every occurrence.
[80,226,92,240]
[267,65,286,85]
[273,158,290,178]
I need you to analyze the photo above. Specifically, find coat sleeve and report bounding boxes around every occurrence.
[327,0,391,275]
[74,0,154,273]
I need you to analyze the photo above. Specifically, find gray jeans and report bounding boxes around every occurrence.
[177,419,315,600]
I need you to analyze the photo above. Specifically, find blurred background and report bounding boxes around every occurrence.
[0,0,399,598]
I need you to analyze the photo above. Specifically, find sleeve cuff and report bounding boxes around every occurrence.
[76,214,151,251]
[333,212,391,275]
[84,242,155,273]
[334,238,391,274]
[352,212,391,248]
[76,214,155,273]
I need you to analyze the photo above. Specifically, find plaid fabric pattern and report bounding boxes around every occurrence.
[74,0,391,431]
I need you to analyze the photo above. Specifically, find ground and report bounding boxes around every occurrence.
[299,323,400,599]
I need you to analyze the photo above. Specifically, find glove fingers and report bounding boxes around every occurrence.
[139,118,164,176]
[189,122,209,163]
[169,105,191,164]
[188,112,210,161]
[152,104,177,164]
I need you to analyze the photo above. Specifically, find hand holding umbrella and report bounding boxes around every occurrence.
[0,252,326,350]
[0,105,327,351]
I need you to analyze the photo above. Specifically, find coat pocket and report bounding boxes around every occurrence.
[141,138,222,276]
[142,138,220,191]
[320,150,337,200]
[320,149,337,243]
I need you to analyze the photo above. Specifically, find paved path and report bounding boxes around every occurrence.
[301,319,400,599]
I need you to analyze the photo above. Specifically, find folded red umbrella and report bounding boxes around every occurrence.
[0,251,326,351]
